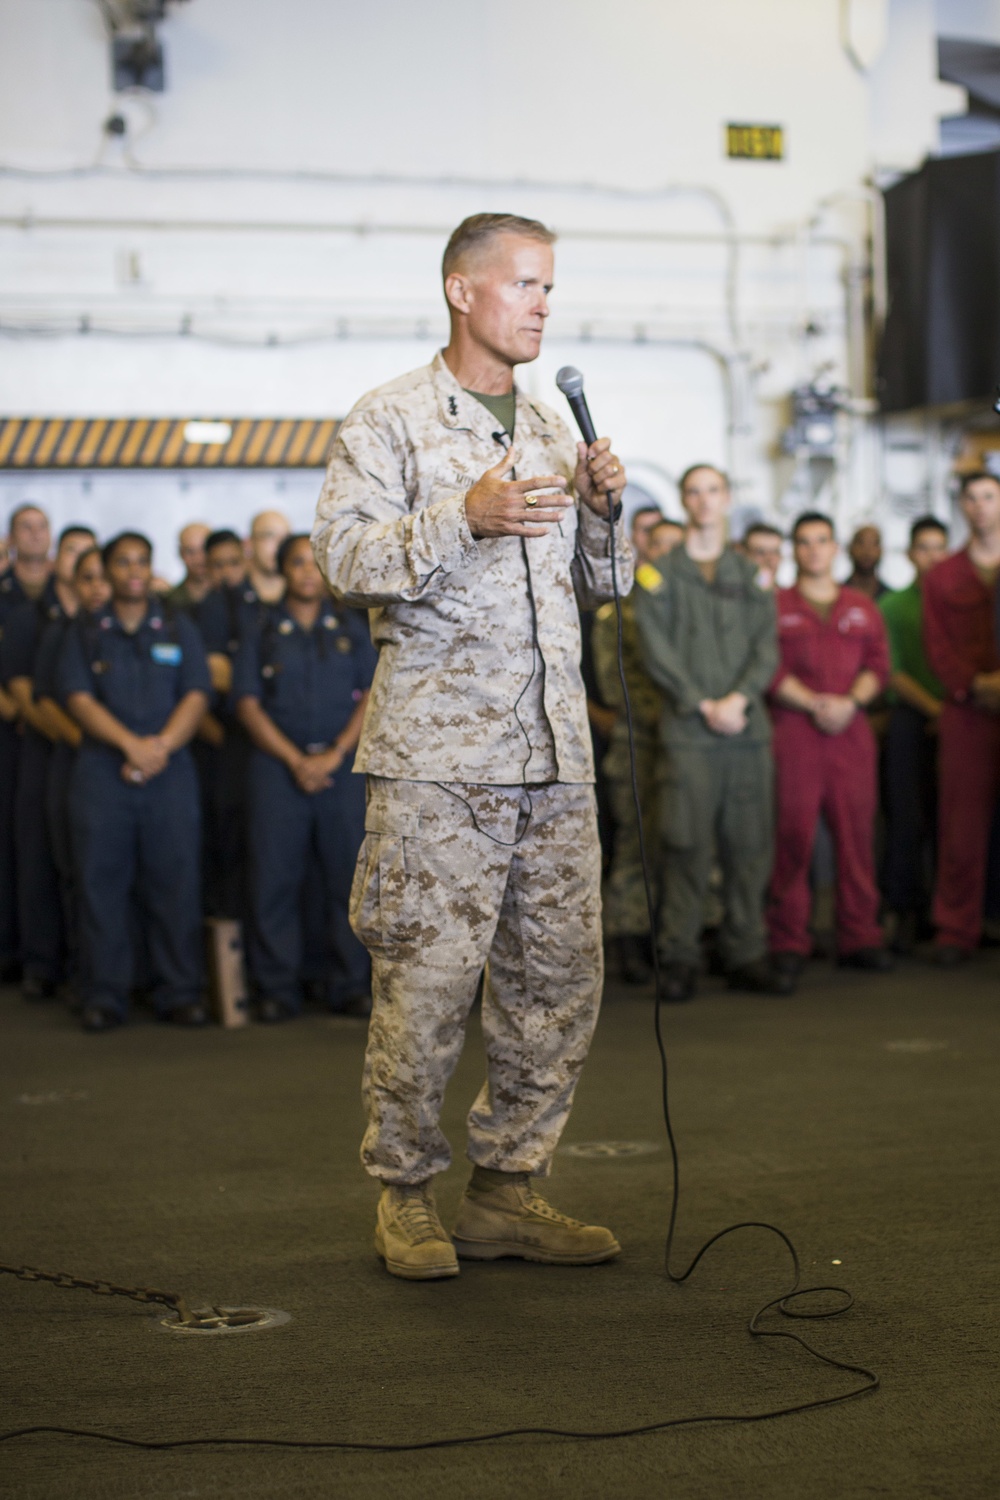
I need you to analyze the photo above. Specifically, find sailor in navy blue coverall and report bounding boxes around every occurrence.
[233,534,375,1022]
[57,532,211,1032]
[0,525,95,997]
[193,529,264,919]
[33,545,111,1006]
[0,504,55,980]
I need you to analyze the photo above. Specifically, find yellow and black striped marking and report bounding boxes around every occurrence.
[0,417,340,470]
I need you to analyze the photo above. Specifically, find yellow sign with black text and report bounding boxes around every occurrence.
[726,123,784,160]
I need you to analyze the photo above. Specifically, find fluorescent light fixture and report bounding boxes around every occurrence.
[184,421,232,445]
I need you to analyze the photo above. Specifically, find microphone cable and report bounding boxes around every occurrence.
[603,486,879,1417]
[0,494,878,1463]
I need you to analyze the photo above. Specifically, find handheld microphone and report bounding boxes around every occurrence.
[556,364,619,523]
[555,365,598,448]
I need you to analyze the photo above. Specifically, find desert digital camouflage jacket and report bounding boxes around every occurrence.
[311,351,632,783]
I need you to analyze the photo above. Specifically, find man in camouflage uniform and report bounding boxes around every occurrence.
[312,213,631,1280]
[592,519,682,983]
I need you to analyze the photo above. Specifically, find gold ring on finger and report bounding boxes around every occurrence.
[524,495,538,508]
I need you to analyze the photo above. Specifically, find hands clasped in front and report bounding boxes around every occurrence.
[120,734,170,785]
[464,439,626,540]
[809,694,858,735]
[701,691,860,739]
[291,745,345,796]
[699,692,749,737]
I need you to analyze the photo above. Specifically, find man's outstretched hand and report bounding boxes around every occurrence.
[464,450,572,539]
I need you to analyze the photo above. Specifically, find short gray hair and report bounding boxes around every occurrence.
[442,213,556,282]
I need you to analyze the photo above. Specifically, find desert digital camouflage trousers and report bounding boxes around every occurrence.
[350,777,604,1186]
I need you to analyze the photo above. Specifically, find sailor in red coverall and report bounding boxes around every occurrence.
[767,513,892,978]
[922,471,1000,963]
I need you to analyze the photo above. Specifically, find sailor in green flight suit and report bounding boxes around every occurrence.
[633,465,789,1001]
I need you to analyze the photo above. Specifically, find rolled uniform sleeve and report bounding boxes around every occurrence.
[174,615,212,697]
[312,407,480,608]
[571,502,634,609]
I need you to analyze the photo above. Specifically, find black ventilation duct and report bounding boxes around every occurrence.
[878,149,1000,412]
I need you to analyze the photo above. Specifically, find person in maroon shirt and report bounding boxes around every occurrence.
[767,512,892,977]
[922,471,1000,963]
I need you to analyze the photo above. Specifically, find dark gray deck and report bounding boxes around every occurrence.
[2,956,996,1499]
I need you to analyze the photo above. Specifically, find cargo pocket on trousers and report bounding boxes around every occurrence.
[725,750,773,851]
[659,773,694,851]
[349,805,424,962]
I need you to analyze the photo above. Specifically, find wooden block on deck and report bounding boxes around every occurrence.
[205,918,250,1028]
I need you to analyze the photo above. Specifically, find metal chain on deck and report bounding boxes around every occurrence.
[0,1262,265,1328]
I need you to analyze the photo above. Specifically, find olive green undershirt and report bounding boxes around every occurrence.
[465,388,516,438]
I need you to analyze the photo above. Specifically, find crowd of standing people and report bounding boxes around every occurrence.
[1,462,998,1031]
[0,504,374,1031]
[592,465,1000,998]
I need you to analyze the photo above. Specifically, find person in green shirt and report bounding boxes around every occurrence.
[163,522,212,614]
[878,515,949,949]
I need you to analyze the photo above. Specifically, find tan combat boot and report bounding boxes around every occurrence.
[451,1168,621,1265]
[374,1182,460,1281]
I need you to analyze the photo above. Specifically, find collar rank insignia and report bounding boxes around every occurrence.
[448,395,458,416]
